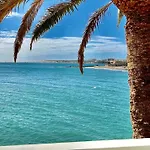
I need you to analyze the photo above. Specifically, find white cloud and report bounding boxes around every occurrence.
[0,30,17,38]
[0,30,31,38]
[0,31,127,62]
[7,12,24,18]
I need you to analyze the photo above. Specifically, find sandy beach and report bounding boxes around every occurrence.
[85,65,127,71]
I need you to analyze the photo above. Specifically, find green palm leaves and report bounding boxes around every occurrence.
[13,0,84,61]
[78,1,112,73]
[0,0,28,22]
[14,0,44,62]
[0,0,124,73]
[117,9,124,27]
[78,3,124,73]
[30,0,84,50]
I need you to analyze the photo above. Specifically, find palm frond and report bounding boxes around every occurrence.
[0,0,28,22]
[30,0,84,50]
[14,0,44,62]
[78,1,112,74]
[117,9,124,27]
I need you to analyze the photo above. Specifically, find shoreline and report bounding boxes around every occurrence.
[0,63,127,71]
[85,66,127,71]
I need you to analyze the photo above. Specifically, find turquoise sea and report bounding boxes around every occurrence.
[0,63,132,146]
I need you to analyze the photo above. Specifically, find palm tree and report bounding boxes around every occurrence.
[0,0,150,138]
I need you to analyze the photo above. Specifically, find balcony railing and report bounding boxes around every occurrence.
[0,138,150,150]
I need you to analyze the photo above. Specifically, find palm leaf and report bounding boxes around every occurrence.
[117,9,124,27]
[30,0,84,50]
[14,0,44,62]
[78,1,112,74]
[0,0,28,22]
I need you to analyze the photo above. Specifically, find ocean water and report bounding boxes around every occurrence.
[0,63,132,146]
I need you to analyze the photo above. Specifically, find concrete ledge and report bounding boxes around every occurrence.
[0,138,150,150]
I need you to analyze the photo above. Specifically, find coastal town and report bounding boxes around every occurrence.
[41,58,127,71]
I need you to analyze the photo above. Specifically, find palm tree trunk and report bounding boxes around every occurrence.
[126,14,150,138]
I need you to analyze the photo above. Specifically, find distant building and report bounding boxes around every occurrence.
[107,58,116,65]
[107,59,127,66]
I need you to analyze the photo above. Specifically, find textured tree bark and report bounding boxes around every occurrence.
[113,0,150,16]
[126,12,150,138]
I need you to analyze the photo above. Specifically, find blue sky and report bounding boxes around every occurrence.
[0,0,127,62]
